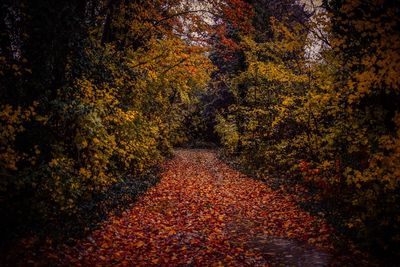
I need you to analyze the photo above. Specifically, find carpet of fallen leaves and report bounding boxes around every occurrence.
[11,149,338,266]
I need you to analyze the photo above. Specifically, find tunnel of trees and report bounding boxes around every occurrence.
[1,0,400,265]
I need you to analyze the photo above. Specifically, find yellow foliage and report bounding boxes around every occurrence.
[0,104,36,171]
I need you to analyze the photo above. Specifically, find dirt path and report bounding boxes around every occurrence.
[22,149,335,266]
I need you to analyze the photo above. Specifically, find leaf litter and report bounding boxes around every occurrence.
[13,149,346,266]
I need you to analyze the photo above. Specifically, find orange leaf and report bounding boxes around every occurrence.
[134,241,145,248]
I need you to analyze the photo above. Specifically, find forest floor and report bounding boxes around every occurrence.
[4,149,376,266]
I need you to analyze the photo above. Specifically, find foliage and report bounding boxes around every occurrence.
[0,0,212,231]
[1,0,400,261]
[215,0,400,256]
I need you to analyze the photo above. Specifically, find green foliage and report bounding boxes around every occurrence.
[215,113,239,152]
